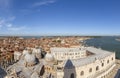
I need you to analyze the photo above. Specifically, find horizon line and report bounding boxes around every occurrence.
[0,34,120,36]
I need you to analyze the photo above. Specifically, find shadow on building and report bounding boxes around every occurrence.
[63,59,76,78]
[39,65,45,76]
[115,69,120,78]
[41,51,47,58]
[0,67,7,78]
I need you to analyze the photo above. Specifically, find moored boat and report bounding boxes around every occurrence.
[116,38,120,41]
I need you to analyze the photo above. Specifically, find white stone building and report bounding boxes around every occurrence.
[55,47,116,78]
[50,46,86,61]
[4,46,116,78]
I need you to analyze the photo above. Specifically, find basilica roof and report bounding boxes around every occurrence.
[45,53,54,62]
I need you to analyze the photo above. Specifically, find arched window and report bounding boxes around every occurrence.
[96,66,99,71]
[70,73,74,78]
[102,63,104,67]
[112,57,113,60]
[107,60,109,64]
[80,71,84,76]
[89,68,92,73]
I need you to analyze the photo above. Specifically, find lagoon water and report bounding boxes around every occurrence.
[85,36,120,59]
[21,36,120,59]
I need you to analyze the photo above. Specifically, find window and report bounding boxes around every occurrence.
[112,57,113,60]
[65,53,66,55]
[96,66,99,71]
[102,63,104,67]
[107,60,109,64]
[80,71,84,76]
[70,73,74,78]
[89,68,92,73]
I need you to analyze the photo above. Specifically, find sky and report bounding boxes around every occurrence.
[0,0,120,36]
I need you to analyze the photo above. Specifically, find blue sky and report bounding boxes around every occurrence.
[0,0,120,36]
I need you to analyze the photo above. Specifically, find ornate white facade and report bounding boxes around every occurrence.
[50,46,86,61]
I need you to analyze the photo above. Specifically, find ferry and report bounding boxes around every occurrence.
[116,38,120,41]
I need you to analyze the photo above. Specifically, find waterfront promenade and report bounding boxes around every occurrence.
[109,59,120,78]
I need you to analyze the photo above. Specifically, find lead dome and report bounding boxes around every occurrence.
[24,50,37,66]
[45,53,54,62]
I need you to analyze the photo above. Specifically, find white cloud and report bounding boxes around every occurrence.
[0,18,5,28]
[0,19,5,24]
[0,17,26,31]
[0,0,11,9]
[0,16,15,27]
[8,16,16,21]
[19,0,57,15]
[7,26,26,31]
[32,0,56,7]
[6,23,12,27]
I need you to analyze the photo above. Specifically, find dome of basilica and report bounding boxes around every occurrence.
[24,51,36,66]
[45,53,54,62]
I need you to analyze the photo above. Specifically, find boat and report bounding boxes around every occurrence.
[116,38,120,41]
